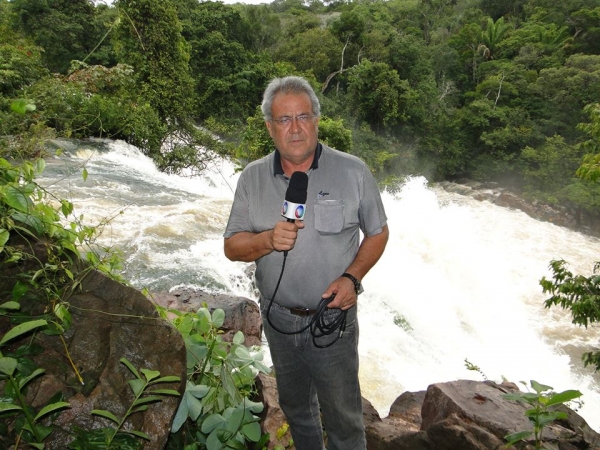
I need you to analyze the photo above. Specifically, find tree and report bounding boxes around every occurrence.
[9,0,113,73]
[478,17,511,60]
[113,0,195,127]
[346,60,417,131]
[576,103,600,182]
[541,260,600,371]
[274,28,342,81]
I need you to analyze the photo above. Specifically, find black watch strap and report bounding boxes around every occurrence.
[341,272,361,294]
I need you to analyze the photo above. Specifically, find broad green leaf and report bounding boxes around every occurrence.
[34,158,45,175]
[153,375,181,384]
[242,421,261,442]
[504,429,533,445]
[126,429,150,440]
[0,319,47,346]
[92,409,119,424]
[211,309,225,328]
[11,212,44,235]
[243,399,264,414]
[186,388,204,420]
[206,429,225,450]
[202,413,227,433]
[546,390,582,406]
[233,331,244,345]
[5,186,31,213]
[170,398,189,433]
[530,380,553,394]
[133,396,162,406]
[19,368,45,389]
[61,200,73,218]
[34,401,70,421]
[0,228,9,250]
[226,408,244,433]
[128,378,145,396]
[120,358,141,379]
[132,405,149,413]
[187,382,210,399]
[23,422,53,441]
[12,280,29,302]
[0,301,20,311]
[0,402,22,413]
[150,389,180,396]
[82,168,88,182]
[0,357,18,376]
[234,346,252,361]
[141,368,160,382]
[54,304,72,328]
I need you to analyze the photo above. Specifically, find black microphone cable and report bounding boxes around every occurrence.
[265,252,348,349]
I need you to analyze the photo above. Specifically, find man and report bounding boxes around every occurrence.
[224,75,388,450]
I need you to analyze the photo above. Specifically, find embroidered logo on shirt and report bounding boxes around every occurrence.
[318,191,329,198]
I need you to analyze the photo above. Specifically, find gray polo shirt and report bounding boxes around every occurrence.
[224,143,387,309]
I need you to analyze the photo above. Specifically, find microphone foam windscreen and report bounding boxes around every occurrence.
[286,171,308,204]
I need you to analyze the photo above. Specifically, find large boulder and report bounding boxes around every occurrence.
[365,379,600,450]
[151,287,262,346]
[0,270,187,450]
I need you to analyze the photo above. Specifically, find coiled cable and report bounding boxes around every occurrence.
[265,252,347,348]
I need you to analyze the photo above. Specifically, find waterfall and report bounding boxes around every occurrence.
[39,138,600,430]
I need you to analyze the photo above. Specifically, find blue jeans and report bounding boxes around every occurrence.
[261,300,366,450]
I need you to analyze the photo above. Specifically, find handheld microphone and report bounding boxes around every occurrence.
[282,171,308,222]
[282,171,308,257]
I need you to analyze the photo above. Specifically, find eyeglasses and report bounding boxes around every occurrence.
[271,114,316,127]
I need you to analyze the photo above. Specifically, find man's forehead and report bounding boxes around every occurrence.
[272,92,311,109]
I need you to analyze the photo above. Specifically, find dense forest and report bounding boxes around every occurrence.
[2,0,600,216]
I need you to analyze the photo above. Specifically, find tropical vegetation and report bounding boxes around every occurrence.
[2,0,600,447]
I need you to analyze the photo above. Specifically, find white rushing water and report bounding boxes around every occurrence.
[39,139,600,430]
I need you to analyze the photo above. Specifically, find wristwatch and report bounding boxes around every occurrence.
[341,272,362,294]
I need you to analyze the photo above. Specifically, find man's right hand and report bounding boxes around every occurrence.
[271,220,305,252]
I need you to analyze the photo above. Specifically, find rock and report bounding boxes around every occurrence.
[0,270,187,450]
[151,287,262,347]
[363,380,600,450]
[364,396,431,450]
[255,372,294,450]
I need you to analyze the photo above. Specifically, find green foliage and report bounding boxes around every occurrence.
[162,306,270,450]
[541,260,600,371]
[68,358,180,450]
[9,0,114,74]
[275,27,342,81]
[577,103,600,182]
[0,302,69,449]
[316,116,352,153]
[347,59,417,130]
[114,0,196,126]
[503,380,582,449]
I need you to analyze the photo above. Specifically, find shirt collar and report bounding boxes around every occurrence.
[273,143,322,176]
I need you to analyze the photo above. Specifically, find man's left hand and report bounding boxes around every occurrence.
[321,277,357,310]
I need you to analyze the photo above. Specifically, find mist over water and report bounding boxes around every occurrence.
[40,139,600,430]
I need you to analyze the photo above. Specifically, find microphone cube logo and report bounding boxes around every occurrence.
[282,201,305,220]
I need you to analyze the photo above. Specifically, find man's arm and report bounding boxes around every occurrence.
[224,220,305,262]
[324,224,389,310]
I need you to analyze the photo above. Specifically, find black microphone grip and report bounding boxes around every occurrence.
[282,172,308,256]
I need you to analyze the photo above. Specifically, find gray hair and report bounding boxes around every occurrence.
[261,76,321,121]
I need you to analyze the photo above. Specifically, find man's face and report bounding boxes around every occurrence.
[266,92,320,167]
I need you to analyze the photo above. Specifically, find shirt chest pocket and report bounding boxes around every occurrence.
[314,199,345,235]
